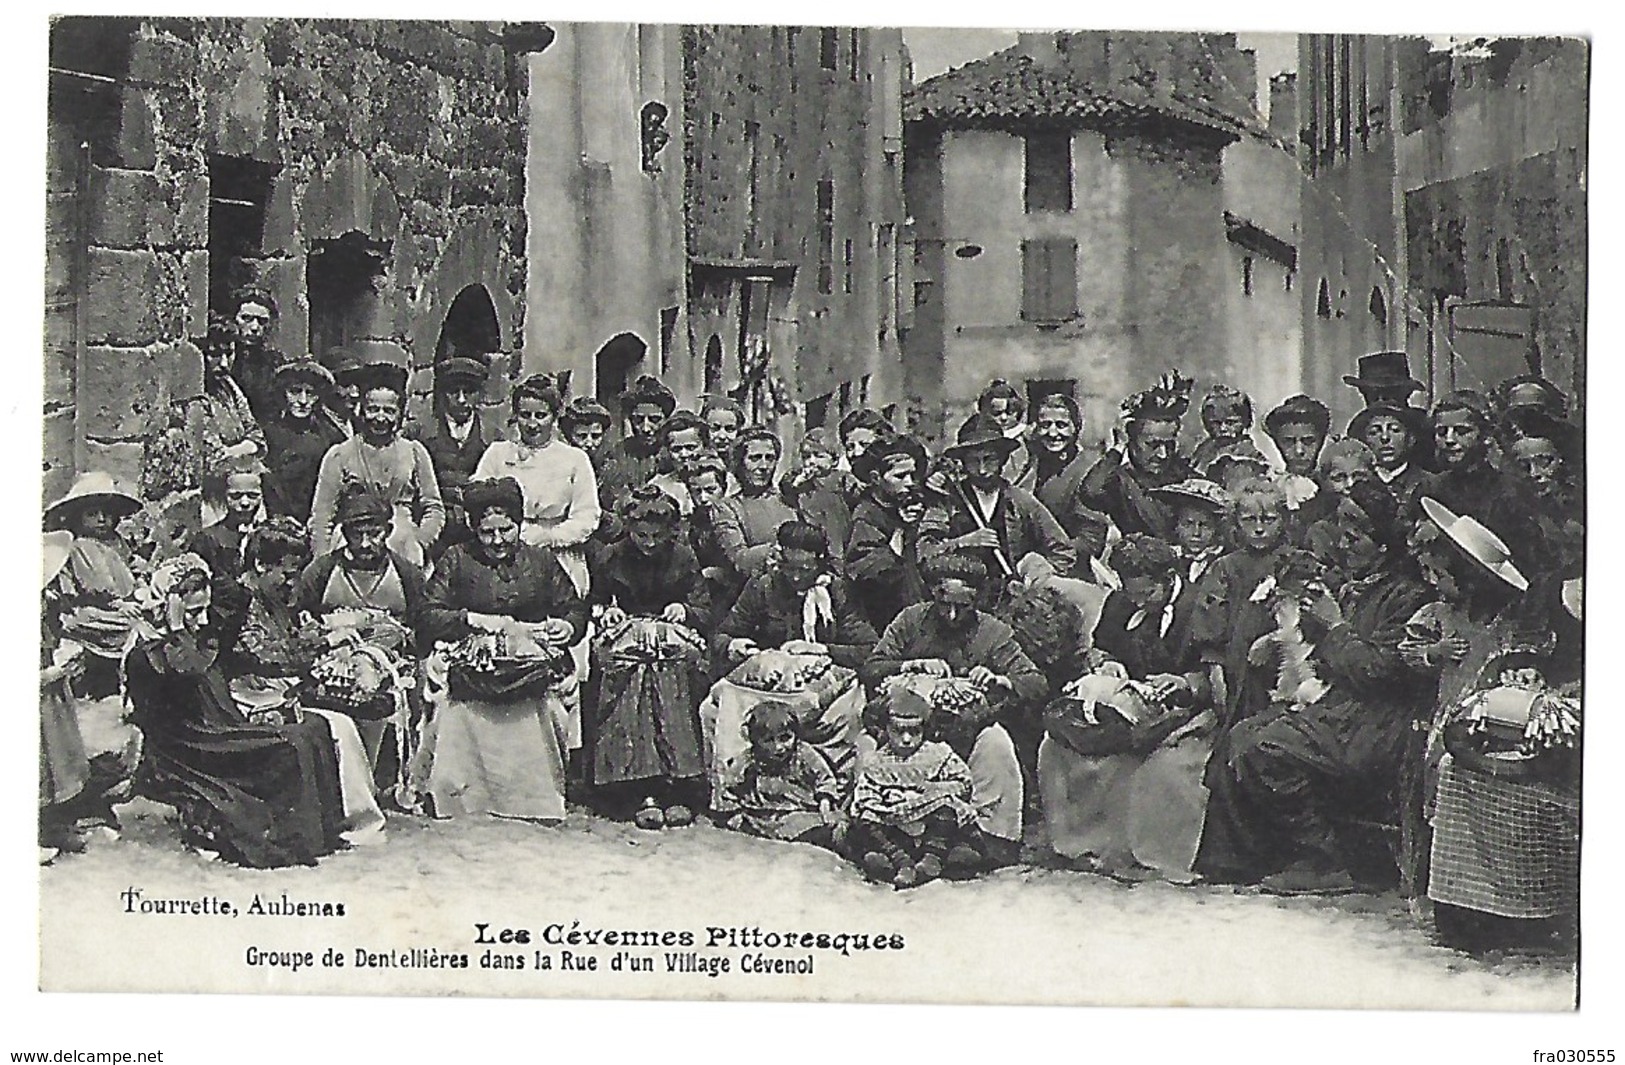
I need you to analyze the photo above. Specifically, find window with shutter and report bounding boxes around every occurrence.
[1022,238,1078,322]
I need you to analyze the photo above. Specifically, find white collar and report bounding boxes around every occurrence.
[1375,463,1408,483]
[1125,576,1183,637]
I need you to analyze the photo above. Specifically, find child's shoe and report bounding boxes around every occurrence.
[892,863,919,889]
[914,855,943,884]
[860,851,895,883]
[663,805,694,828]
[634,798,666,830]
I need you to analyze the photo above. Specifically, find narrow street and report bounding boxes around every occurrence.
[40,798,1575,1009]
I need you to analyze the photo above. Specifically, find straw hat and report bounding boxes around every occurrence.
[1420,497,1528,592]
[1152,478,1231,513]
[42,530,73,589]
[44,471,142,532]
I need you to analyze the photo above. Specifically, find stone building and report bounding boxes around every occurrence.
[901,31,1291,446]
[520,23,912,432]
[44,17,540,504]
[1297,34,1588,428]
[682,25,912,430]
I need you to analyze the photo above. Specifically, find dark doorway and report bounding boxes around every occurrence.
[307,231,389,364]
[435,285,502,361]
[594,332,649,409]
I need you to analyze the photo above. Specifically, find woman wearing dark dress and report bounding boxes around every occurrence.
[587,486,713,826]
[125,554,345,867]
[419,478,587,823]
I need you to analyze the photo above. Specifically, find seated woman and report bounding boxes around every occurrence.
[716,701,843,849]
[1038,534,1213,882]
[218,518,388,845]
[420,477,586,823]
[124,554,346,868]
[587,486,712,827]
[717,520,878,671]
[704,519,877,796]
[296,485,427,780]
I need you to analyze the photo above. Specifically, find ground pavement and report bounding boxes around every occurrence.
[38,799,1577,1009]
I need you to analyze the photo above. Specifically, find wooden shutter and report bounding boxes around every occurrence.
[1024,238,1077,321]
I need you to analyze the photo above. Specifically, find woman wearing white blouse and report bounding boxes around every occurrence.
[474,376,602,596]
[474,375,602,752]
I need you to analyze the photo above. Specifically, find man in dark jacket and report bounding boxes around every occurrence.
[842,434,929,632]
[406,356,497,556]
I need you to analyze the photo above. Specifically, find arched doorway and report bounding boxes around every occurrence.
[703,334,724,393]
[593,333,648,408]
[435,285,503,361]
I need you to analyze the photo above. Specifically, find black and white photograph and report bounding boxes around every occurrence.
[16,3,1607,1055]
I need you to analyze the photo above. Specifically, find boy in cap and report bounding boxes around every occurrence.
[408,356,497,555]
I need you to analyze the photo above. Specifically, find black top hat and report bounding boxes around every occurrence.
[435,356,490,388]
[1263,394,1331,438]
[1344,351,1424,394]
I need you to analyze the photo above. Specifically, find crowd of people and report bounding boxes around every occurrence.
[39,286,1583,956]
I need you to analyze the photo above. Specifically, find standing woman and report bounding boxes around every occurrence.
[474,375,601,751]
[473,375,601,595]
[40,531,90,863]
[420,478,586,822]
[309,362,445,569]
[1028,392,1110,565]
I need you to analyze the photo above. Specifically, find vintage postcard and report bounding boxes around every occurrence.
[35,15,1586,1017]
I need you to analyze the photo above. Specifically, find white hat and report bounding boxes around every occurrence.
[1561,578,1582,621]
[42,530,72,590]
[1420,497,1528,592]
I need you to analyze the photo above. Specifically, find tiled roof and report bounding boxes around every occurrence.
[906,43,1257,143]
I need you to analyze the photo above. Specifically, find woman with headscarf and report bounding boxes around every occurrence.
[1027,392,1111,565]
[124,554,347,867]
[419,477,586,823]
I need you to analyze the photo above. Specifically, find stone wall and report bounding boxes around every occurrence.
[44,17,532,503]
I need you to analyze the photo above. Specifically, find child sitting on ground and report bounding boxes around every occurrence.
[847,686,978,889]
[717,701,844,848]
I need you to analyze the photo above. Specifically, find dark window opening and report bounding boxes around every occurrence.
[1024,132,1073,213]
[849,28,860,80]
[816,179,835,296]
[660,306,679,376]
[48,17,135,166]
[806,391,833,429]
[1242,255,1255,297]
[860,374,872,405]
[820,28,838,71]
[1317,278,1332,318]
[1021,238,1078,322]
[843,239,854,294]
[839,380,853,414]
[207,155,276,320]
[307,230,389,363]
[1369,286,1388,327]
